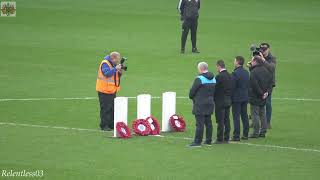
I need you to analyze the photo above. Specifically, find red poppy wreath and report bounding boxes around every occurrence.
[169,114,186,132]
[116,122,131,138]
[132,119,151,136]
[146,116,161,135]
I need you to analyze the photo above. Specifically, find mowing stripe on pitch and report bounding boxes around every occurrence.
[0,97,320,102]
[1,122,319,153]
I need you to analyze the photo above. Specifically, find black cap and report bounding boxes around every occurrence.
[260,42,270,50]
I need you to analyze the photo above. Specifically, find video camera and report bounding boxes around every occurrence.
[247,44,261,67]
[250,43,269,57]
[250,44,261,56]
[120,57,128,71]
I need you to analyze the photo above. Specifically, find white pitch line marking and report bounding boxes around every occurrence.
[0,97,97,102]
[0,122,319,153]
[233,142,320,153]
[0,122,101,132]
[0,97,320,102]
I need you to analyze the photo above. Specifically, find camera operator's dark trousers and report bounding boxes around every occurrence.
[98,92,116,130]
[194,114,213,144]
[215,106,231,142]
[232,101,249,139]
[251,104,267,136]
[266,93,272,124]
[181,17,198,50]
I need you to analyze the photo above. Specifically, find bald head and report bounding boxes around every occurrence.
[197,62,208,74]
[110,51,121,64]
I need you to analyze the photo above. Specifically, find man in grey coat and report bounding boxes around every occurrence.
[259,43,277,129]
[248,56,273,138]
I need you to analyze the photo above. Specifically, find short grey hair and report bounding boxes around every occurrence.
[110,51,120,57]
[198,62,208,71]
[110,51,121,62]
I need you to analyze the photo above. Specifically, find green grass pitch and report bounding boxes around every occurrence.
[1,0,320,179]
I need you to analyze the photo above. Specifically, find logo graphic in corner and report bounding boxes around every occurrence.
[1,1,16,17]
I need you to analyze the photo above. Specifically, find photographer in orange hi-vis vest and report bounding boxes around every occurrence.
[96,52,123,131]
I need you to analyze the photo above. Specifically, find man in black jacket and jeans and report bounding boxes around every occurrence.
[231,56,250,141]
[249,56,273,138]
[214,60,232,144]
[189,62,216,147]
[178,0,200,54]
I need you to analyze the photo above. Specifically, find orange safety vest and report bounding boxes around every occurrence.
[96,60,120,94]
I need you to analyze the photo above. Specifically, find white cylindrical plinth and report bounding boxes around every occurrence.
[137,94,151,119]
[162,92,176,132]
[114,97,128,137]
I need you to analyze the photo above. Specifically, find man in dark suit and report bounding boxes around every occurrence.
[189,62,216,147]
[248,56,273,138]
[231,56,250,141]
[214,60,232,144]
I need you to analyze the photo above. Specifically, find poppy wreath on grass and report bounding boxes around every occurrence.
[146,116,161,135]
[132,119,151,136]
[169,114,186,132]
[115,122,131,138]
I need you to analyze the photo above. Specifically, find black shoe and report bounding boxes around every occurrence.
[192,48,200,53]
[203,142,212,146]
[249,134,259,138]
[188,142,201,147]
[241,136,249,140]
[213,140,224,144]
[259,134,266,138]
[230,137,240,142]
[180,49,185,54]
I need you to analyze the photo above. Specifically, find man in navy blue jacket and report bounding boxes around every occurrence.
[231,56,250,141]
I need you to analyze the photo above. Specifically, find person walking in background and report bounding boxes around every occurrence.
[96,52,123,131]
[214,60,232,144]
[248,56,273,138]
[189,62,216,147]
[177,0,200,54]
[231,56,250,141]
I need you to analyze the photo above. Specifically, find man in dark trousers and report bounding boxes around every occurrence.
[248,56,273,138]
[259,43,277,129]
[231,56,250,141]
[214,60,232,144]
[96,52,123,131]
[177,0,200,54]
[189,62,216,147]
